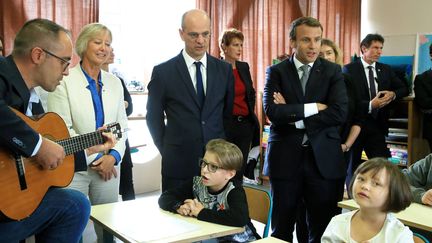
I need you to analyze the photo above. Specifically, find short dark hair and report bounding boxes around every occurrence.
[349,158,412,213]
[12,18,70,57]
[360,33,384,54]
[429,43,432,55]
[205,139,243,172]
[289,17,323,41]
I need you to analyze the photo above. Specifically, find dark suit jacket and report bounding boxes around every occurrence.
[0,56,40,157]
[263,56,348,180]
[414,69,432,139]
[343,60,408,134]
[146,52,234,179]
[340,73,364,141]
[232,61,260,146]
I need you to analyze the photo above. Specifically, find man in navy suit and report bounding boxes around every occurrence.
[343,34,408,185]
[146,9,234,192]
[414,43,432,152]
[263,17,348,242]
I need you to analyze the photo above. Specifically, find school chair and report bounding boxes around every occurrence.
[243,184,273,237]
[414,232,430,243]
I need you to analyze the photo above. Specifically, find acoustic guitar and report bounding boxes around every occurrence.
[0,108,122,220]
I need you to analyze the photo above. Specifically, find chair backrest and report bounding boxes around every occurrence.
[243,184,272,238]
[413,232,430,243]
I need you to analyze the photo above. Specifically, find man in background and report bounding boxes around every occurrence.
[343,34,408,186]
[414,43,432,152]
[263,17,348,242]
[146,9,234,192]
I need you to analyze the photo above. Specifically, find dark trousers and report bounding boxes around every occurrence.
[119,140,135,201]
[225,116,254,181]
[295,199,309,243]
[348,117,390,190]
[270,146,344,243]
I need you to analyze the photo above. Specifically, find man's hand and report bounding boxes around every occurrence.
[371,91,395,109]
[183,198,204,217]
[90,155,117,181]
[317,103,328,111]
[421,189,432,206]
[273,92,286,104]
[33,138,65,170]
[86,126,117,156]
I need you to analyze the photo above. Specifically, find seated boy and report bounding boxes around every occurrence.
[158,139,259,242]
[403,153,432,240]
[403,154,432,206]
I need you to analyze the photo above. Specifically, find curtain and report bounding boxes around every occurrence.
[196,0,361,126]
[0,0,99,64]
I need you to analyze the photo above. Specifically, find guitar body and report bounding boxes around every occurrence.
[0,110,74,220]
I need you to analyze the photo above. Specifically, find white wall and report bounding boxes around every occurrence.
[361,0,432,55]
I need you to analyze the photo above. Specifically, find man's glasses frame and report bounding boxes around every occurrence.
[42,48,71,72]
[198,158,223,173]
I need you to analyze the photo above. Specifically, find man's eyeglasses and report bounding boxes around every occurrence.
[187,31,211,40]
[199,158,222,173]
[42,48,71,72]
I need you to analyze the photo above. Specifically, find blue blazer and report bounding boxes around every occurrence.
[146,52,234,179]
[263,56,348,179]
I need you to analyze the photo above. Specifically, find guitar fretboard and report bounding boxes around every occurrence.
[57,131,105,155]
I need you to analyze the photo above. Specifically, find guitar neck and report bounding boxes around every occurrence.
[57,131,105,155]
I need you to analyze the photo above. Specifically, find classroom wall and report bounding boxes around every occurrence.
[361,0,432,55]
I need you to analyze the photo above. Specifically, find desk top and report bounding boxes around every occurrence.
[90,196,244,243]
[338,199,432,231]
[254,236,290,242]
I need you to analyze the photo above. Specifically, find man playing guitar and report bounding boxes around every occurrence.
[0,19,116,243]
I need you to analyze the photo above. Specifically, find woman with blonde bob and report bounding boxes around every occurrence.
[47,23,128,242]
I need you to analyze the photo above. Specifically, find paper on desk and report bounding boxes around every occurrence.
[116,210,199,242]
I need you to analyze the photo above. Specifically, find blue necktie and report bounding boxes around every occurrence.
[194,62,205,108]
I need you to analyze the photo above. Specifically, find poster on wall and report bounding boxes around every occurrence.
[414,33,432,77]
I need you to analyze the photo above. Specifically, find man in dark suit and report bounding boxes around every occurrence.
[263,17,348,242]
[146,9,234,192]
[414,43,432,152]
[0,18,114,243]
[343,34,408,185]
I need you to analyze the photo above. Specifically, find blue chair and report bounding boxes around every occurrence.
[244,184,273,238]
[414,232,430,243]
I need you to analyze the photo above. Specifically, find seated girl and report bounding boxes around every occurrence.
[321,157,413,243]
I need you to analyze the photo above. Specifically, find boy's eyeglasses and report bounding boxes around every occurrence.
[198,158,222,173]
[42,48,71,72]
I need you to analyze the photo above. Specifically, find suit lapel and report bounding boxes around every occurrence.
[6,56,31,111]
[287,57,304,101]
[204,56,217,110]
[175,54,202,109]
[305,58,323,97]
[354,60,370,97]
[375,63,384,91]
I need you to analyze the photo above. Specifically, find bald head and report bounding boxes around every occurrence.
[179,9,211,60]
[181,9,210,30]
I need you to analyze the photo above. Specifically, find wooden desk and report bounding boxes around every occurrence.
[90,196,244,243]
[338,199,432,231]
[254,236,290,242]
